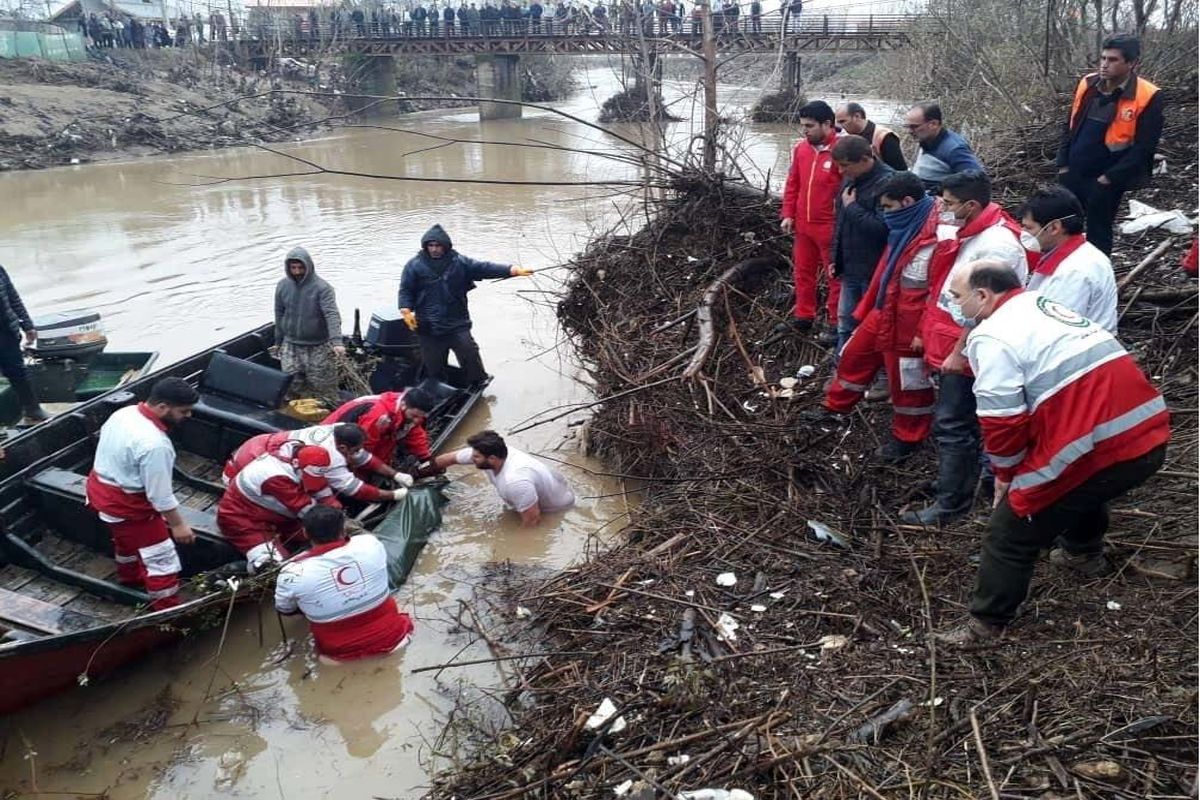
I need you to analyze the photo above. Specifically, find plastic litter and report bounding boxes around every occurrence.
[796,365,816,379]
[515,606,533,619]
[806,520,850,549]
[586,697,628,734]
[1118,199,1193,236]
[667,754,691,766]
[1106,600,1122,611]
[613,779,634,796]
[715,572,738,587]
[715,612,740,642]
[779,377,798,389]
[768,591,786,599]
[749,604,767,613]
[819,634,850,651]
[679,790,755,800]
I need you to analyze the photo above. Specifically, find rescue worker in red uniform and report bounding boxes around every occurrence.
[222,423,412,505]
[275,505,415,663]
[321,385,435,473]
[780,100,842,344]
[934,262,1168,645]
[85,378,199,610]
[216,441,344,572]
[820,171,940,462]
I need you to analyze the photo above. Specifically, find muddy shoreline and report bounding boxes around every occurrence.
[429,165,1198,795]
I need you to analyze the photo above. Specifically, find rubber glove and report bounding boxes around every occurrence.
[390,487,409,502]
[510,265,534,277]
[394,472,414,488]
[400,308,418,331]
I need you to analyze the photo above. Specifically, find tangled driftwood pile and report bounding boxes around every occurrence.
[429,131,1197,799]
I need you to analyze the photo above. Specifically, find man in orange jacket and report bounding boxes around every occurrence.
[1056,33,1163,255]
[780,100,842,345]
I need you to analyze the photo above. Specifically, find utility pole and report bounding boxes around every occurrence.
[701,0,717,174]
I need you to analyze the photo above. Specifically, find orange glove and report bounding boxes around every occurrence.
[400,308,418,331]
[510,265,534,277]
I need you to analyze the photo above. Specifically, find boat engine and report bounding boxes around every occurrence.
[360,308,422,392]
[31,310,108,362]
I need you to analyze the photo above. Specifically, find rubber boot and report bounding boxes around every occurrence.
[900,447,979,525]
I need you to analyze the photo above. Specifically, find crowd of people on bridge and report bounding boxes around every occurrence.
[73,0,821,49]
[780,32,1175,645]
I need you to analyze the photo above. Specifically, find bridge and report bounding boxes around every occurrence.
[237,14,924,119]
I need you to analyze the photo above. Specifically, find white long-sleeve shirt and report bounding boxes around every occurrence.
[92,404,179,517]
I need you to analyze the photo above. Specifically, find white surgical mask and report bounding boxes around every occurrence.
[1019,231,1042,253]
[949,300,980,329]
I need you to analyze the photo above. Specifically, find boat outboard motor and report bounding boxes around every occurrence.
[30,310,108,362]
[362,307,422,392]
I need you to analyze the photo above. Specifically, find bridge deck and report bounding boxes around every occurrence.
[238,14,922,56]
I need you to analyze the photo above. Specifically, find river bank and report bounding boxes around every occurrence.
[0,48,578,171]
[429,155,1199,796]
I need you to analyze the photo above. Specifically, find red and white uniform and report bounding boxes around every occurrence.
[1027,235,1118,332]
[923,204,1033,370]
[966,290,1170,516]
[826,201,941,443]
[224,427,395,503]
[274,534,414,662]
[85,403,183,610]
[322,391,432,468]
[217,441,339,569]
[781,131,842,323]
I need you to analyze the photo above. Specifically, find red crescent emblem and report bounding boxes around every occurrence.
[334,565,358,586]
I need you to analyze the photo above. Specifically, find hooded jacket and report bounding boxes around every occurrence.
[274,247,343,347]
[397,225,511,337]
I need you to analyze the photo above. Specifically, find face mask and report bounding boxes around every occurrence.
[948,300,978,328]
[939,211,962,227]
[1019,231,1042,253]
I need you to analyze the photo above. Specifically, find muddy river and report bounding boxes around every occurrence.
[0,63,900,798]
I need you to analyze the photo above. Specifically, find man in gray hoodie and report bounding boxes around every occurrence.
[274,247,344,405]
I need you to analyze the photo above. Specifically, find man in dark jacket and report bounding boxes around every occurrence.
[830,135,893,353]
[1056,33,1163,256]
[0,266,48,422]
[274,247,344,405]
[397,225,532,387]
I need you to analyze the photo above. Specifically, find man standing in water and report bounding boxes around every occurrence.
[274,247,345,406]
[421,430,575,526]
[397,225,533,387]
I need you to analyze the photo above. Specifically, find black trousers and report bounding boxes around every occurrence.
[969,443,1166,627]
[418,328,486,387]
[1059,172,1125,257]
[0,331,38,409]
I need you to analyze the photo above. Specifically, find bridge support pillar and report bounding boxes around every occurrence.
[475,54,522,121]
[347,55,398,116]
[781,51,801,92]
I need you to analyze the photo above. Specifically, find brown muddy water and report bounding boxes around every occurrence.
[0,62,897,798]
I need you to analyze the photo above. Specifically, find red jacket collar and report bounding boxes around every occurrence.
[298,539,350,560]
[137,402,169,432]
[1034,234,1087,277]
[957,202,1005,241]
[990,288,1024,315]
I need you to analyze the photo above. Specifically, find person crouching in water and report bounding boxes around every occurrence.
[274,505,414,663]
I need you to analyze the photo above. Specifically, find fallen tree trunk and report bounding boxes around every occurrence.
[682,256,783,380]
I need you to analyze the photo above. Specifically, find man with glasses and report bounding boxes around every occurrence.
[1017,186,1118,332]
[904,102,984,193]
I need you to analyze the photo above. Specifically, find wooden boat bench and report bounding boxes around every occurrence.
[21,468,242,580]
[0,586,105,636]
[194,351,308,435]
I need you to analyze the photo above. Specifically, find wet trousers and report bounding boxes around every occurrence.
[280,341,339,406]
